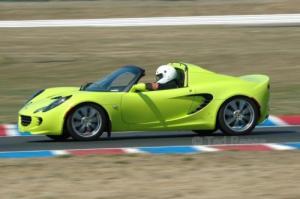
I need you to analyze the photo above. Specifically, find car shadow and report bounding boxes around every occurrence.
[29,129,298,143]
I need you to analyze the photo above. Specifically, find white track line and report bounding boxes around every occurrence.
[4,124,20,136]
[123,148,145,154]
[264,143,296,150]
[0,14,300,28]
[193,145,220,152]
[51,150,70,156]
[268,115,289,126]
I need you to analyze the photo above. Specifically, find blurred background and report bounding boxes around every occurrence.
[0,0,299,124]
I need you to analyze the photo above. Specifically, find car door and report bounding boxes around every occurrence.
[121,87,194,128]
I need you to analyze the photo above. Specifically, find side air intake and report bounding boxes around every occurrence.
[189,94,213,114]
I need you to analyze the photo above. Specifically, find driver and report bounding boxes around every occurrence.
[145,64,178,91]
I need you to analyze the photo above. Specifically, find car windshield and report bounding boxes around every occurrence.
[83,66,143,92]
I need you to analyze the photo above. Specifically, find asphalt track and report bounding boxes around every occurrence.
[0,127,299,152]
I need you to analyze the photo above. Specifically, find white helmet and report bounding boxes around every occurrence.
[155,64,177,84]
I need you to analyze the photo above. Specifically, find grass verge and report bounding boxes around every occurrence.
[0,151,299,198]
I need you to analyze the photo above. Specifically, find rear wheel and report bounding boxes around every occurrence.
[66,104,107,141]
[218,97,258,135]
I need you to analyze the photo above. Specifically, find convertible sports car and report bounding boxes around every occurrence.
[18,63,269,141]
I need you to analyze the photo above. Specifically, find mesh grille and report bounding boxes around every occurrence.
[21,115,31,126]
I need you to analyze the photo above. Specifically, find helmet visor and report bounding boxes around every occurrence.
[156,73,163,82]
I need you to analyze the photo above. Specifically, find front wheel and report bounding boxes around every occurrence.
[66,104,107,141]
[218,97,258,135]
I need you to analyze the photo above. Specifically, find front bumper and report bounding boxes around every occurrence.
[18,107,65,136]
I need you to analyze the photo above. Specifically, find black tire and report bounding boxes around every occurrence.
[66,103,107,141]
[46,133,70,141]
[218,97,259,135]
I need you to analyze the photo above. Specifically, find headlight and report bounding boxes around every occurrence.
[37,96,72,113]
[25,89,45,105]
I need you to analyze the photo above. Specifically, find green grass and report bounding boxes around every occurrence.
[0,26,299,123]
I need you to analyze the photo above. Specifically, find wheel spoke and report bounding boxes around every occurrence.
[73,117,81,122]
[242,107,250,114]
[79,125,86,133]
[73,112,82,120]
[91,114,100,121]
[239,119,246,125]
[81,107,88,117]
[75,123,82,130]
[89,108,97,117]
[225,109,233,116]
[243,114,250,120]
[89,122,97,128]
[229,101,238,110]
[242,103,249,112]
[242,117,249,124]
[233,119,240,127]
[86,125,91,133]
[227,117,236,126]
[238,100,246,110]
[79,109,85,117]
[73,121,82,128]
[86,107,91,117]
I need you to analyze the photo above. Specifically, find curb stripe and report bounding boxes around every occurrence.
[278,115,300,125]
[268,115,288,126]
[213,144,273,151]
[123,148,145,154]
[258,119,276,127]
[264,143,296,150]
[0,150,54,158]
[138,146,199,154]
[283,143,300,149]
[4,124,20,136]
[192,145,220,152]
[0,125,6,136]
[0,142,299,158]
[51,150,70,156]
[68,148,126,156]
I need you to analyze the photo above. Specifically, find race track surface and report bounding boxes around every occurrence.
[0,127,299,152]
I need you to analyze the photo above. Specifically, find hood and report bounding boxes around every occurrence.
[20,87,80,115]
[31,87,80,103]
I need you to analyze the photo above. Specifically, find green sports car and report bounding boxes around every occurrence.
[18,63,269,141]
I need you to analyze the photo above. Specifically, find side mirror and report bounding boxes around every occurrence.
[130,83,146,92]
